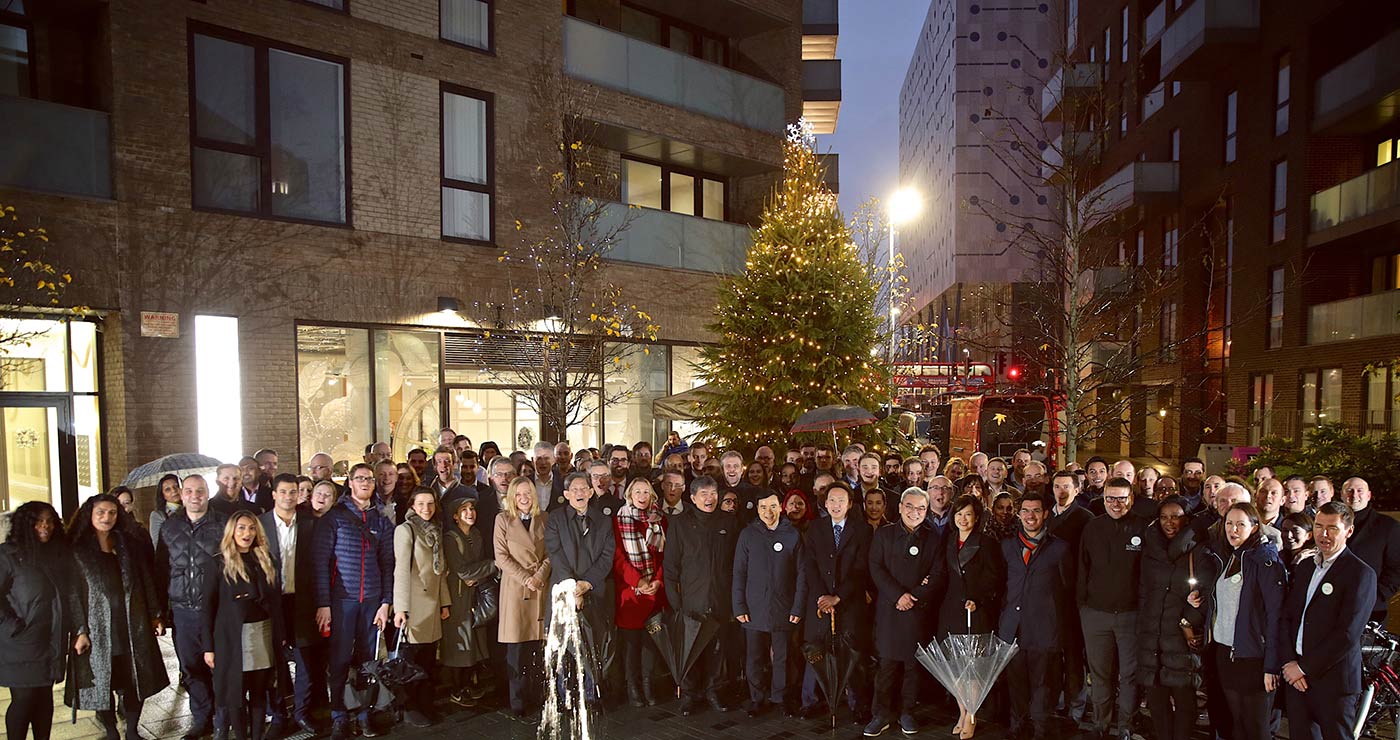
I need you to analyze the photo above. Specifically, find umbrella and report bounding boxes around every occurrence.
[915,610,1018,720]
[343,630,402,712]
[646,611,720,698]
[120,453,224,488]
[802,612,867,729]
[790,405,878,446]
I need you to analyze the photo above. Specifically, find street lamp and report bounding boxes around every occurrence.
[886,188,922,406]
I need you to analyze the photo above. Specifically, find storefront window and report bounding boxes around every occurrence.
[0,318,69,391]
[373,329,440,460]
[604,343,668,449]
[296,326,373,467]
[669,344,706,443]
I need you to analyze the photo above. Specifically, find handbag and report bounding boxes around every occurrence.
[1179,551,1205,654]
[472,576,500,624]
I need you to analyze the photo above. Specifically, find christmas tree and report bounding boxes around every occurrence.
[697,124,888,447]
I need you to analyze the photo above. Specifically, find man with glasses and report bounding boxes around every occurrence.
[864,488,946,737]
[925,475,954,535]
[1077,477,1148,740]
[1000,490,1072,740]
[1179,457,1207,514]
[588,460,625,516]
[607,447,633,500]
[659,471,687,516]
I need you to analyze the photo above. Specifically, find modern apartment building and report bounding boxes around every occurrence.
[0,0,838,515]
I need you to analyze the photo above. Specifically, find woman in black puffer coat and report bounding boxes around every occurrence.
[1137,495,1217,740]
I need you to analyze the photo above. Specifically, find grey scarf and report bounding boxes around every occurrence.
[407,512,444,576]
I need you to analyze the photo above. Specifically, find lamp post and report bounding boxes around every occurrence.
[886,188,922,407]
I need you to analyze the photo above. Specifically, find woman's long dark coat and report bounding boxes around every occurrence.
[201,553,285,709]
[0,541,79,687]
[1136,523,1216,688]
[937,529,1006,636]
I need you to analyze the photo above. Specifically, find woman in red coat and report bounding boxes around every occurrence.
[613,477,669,707]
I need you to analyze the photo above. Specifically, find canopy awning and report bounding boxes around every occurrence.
[652,383,715,421]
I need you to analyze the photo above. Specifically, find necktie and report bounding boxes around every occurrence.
[833,523,843,549]
[578,514,589,537]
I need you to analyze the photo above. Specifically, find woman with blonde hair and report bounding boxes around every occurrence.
[613,477,668,706]
[943,457,968,482]
[201,510,283,740]
[392,487,453,727]
[494,475,551,716]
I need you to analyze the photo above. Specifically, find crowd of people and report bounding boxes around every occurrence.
[1,427,1396,740]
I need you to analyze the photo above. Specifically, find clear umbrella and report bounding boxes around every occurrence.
[915,609,1018,722]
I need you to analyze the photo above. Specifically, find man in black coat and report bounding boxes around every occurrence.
[663,475,741,715]
[719,450,764,522]
[733,491,806,717]
[1000,490,1074,740]
[864,487,947,737]
[586,460,626,517]
[1282,501,1379,740]
[1341,477,1400,623]
[544,472,617,700]
[260,474,324,737]
[1046,469,1092,723]
[798,482,872,722]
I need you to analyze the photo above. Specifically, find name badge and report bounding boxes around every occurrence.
[719,529,728,535]
[1126,535,1142,552]
[747,501,755,509]
[1321,583,1334,596]
[1231,573,1242,585]
[773,542,784,552]
[556,496,565,504]
[909,546,920,556]
[603,507,613,516]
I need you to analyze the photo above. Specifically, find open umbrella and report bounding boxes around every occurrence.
[802,612,867,728]
[646,611,720,698]
[790,405,878,446]
[915,610,1018,723]
[120,453,224,488]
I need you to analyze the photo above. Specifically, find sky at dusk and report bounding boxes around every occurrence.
[816,0,933,214]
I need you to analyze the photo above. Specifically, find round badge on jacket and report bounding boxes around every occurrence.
[909,546,919,556]
[747,501,755,509]
[1231,573,1242,584]
[603,507,613,516]
[1130,536,1142,547]
[1322,583,1334,596]
[773,542,784,552]
[556,496,565,504]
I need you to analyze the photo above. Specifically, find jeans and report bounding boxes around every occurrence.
[173,607,217,729]
[1080,606,1138,735]
[505,641,543,712]
[328,600,382,724]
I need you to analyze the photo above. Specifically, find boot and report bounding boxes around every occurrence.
[97,710,120,740]
[641,671,657,706]
[125,698,149,740]
[626,681,645,708]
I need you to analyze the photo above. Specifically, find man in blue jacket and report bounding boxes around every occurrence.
[1281,501,1378,740]
[733,490,806,717]
[313,463,396,740]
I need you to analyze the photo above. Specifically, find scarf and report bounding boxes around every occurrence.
[616,501,665,577]
[1017,529,1042,565]
[407,512,444,576]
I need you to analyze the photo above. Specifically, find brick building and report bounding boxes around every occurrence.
[0,0,840,515]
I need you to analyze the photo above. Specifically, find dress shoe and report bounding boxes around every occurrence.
[404,710,432,728]
[745,700,768,718]
[294,719,318,737]
[800,703,827,720]
[680,697,701,716]
[359,718,385,738]
[706,692,730,713]
[181,724,212,740]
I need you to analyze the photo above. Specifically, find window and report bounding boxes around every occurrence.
[621,157,726,220]
[1103,27,1111,73]
[618,4,727,66]
[190,29,348,223]
[1159,302,1178,360]
[1224,90,1238,163]
[1372,253,1400,292]
[1067,0,1079,51]
[1169,80,1181,97]
[1266,266,1284,349]
[300,0,345,9]
[1271,159,1287,243]
[1299,368,1342,429]
[1120,111,1128,136]
[1224,198,1234,362]
[1162,214,1178,267]
[0,3,30,98]
[441,0,491,51]
[441,85,494,243]
[1377,138,1400,167]
[1365,367,1397,437]
[1135,229,1145,266]
[1275,52,1291,136]
[1120,6,1129,62]
[195,316,243,463]
[1249,373,1274,445]
[1170,128,1181,162]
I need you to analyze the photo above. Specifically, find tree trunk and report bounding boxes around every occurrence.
[539,387,568,446]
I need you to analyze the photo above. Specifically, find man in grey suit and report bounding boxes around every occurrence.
[543,471,617,701]
[261,473,325,737]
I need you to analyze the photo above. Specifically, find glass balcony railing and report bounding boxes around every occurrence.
[1310,159,1400,233]
[1141,83,1166,123]
[599,201,751,274]
[1308,289,1400,345]
[0,95,111,199]
[562,17,785,133]
[1142,2,1166,52]
[1160,0,1260,77]
[1083,162,1179,216]
[1314,28,1400,132]
[803,0,838,29]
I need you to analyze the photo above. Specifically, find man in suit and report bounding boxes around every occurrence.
[543,471,617,702]
[1000,489,1074,740]
[532,442,570,512]
[1046,470,1092,724]
[1281,501,1378,740]
[798,482,872,724]
[1341,477,1400,623]
[261,473,323,737]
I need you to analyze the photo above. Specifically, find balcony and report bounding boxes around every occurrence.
[1160,0,1260,78]
[562,17,785,134]
[802,59,841,134]
[1041,64,1102,122]
[1082,162,1179,218]
[1313,28,1400,135]
[600,201,751,274]
[0,95,111,199]
[803,0,838,60]
[1075,267,1129,306]
[1142,2,1166,54]
[1308,159,1400,245]
[1141,83,1166,123]
[1308,289,1400,345]
[1042,132,1093,181]
[1079,341,1129,379]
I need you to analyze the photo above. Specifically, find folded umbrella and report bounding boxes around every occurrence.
[343,630,396,712]
[647,610,719,698]
[802,612,866,728]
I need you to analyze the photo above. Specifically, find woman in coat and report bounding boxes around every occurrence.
[1189,502,1286,740]
[200,511,283,740]
[149,473,182,548]
[441,497,499,707]
[613,477,668,707]
[392,488,453,726]
[493,475,551,716]
[66,493,169,740]
[983,492,1017,542]
[938,494,1005,739]
[1,502,79,740]
[1137,496,1217,740]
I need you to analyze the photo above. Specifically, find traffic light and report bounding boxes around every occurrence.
[996,351,1007,374]
[1007,366,1022,381]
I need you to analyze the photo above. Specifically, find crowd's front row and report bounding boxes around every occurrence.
[0,457,1383,740]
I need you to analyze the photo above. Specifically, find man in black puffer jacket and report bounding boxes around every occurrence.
[155,474,228,740]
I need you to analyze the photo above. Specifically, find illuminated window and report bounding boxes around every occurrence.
[1266,266,1284,349]
[195,315,243,463]
[1379,139,1395,167]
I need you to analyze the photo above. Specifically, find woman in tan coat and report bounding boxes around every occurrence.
[392,488,452,728]
[493,476,551,716]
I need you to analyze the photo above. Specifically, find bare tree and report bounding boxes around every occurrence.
[0,201,77,387]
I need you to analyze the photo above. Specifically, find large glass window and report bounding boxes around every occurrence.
[1272,160,1287,243]
[603,343,669,451]
[614,5,727,66]
[1162,214,1178,267]
[441,0,491,51]
[1249,373,1274,445]
[1300,368,1342,429]
[441,86,493,243]
[0,9,31,98]
[373,329,441,461]
[1224,90,1237,163]
[1366,368,1397,438]
[295,326,374,467]
[194,315,243,464]
[621,157,726,220]
[1159,302,1178,361]
[1275,52,1291,136]
[191,30,347,223]
[622,160,663,209]
[1267,266,1284,349]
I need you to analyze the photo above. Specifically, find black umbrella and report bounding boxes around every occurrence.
[647,611,720,698]
[790,405,877,446]
[802,612,866,729]
[579,603,617,688]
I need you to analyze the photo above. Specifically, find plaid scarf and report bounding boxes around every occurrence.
[616,502,665,578]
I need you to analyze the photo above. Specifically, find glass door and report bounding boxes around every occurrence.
[0,395,77,516]
[445,387,540,454]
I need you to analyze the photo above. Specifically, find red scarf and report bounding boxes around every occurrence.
[1017,531,1041,565]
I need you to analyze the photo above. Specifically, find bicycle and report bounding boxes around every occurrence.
[1357,621,1400,739]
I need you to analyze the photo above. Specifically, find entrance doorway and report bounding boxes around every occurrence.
[0,395,77,515]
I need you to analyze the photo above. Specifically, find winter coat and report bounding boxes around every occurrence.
[260,510,320,647]
[0,542,79,687]
[66,533,170,710]
[732,517,807,632]
[612,517,668,631]
[801,516,872,646]
[393,517,454,644]
[312,496,396,608]
[493,512,551,644]
[998,531,1074,651]
[156,509,228,614]
[1347,505,1400,619]
[868,519,947,661]
[543,505,615,633]
[1136,524,1216,688]
[1200,539,1287,673]
[662,507,740,624]
[201,553,285,710]
[149,506,174,549]
[938,529,1006,636]
[441,522,498,668]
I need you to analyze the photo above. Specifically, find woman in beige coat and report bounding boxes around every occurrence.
[392,488,452,728]
[493,476,551,716]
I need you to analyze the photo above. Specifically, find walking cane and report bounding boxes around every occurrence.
[830,611,838,731]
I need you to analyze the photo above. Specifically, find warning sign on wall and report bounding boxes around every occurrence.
[140,311,180,338]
